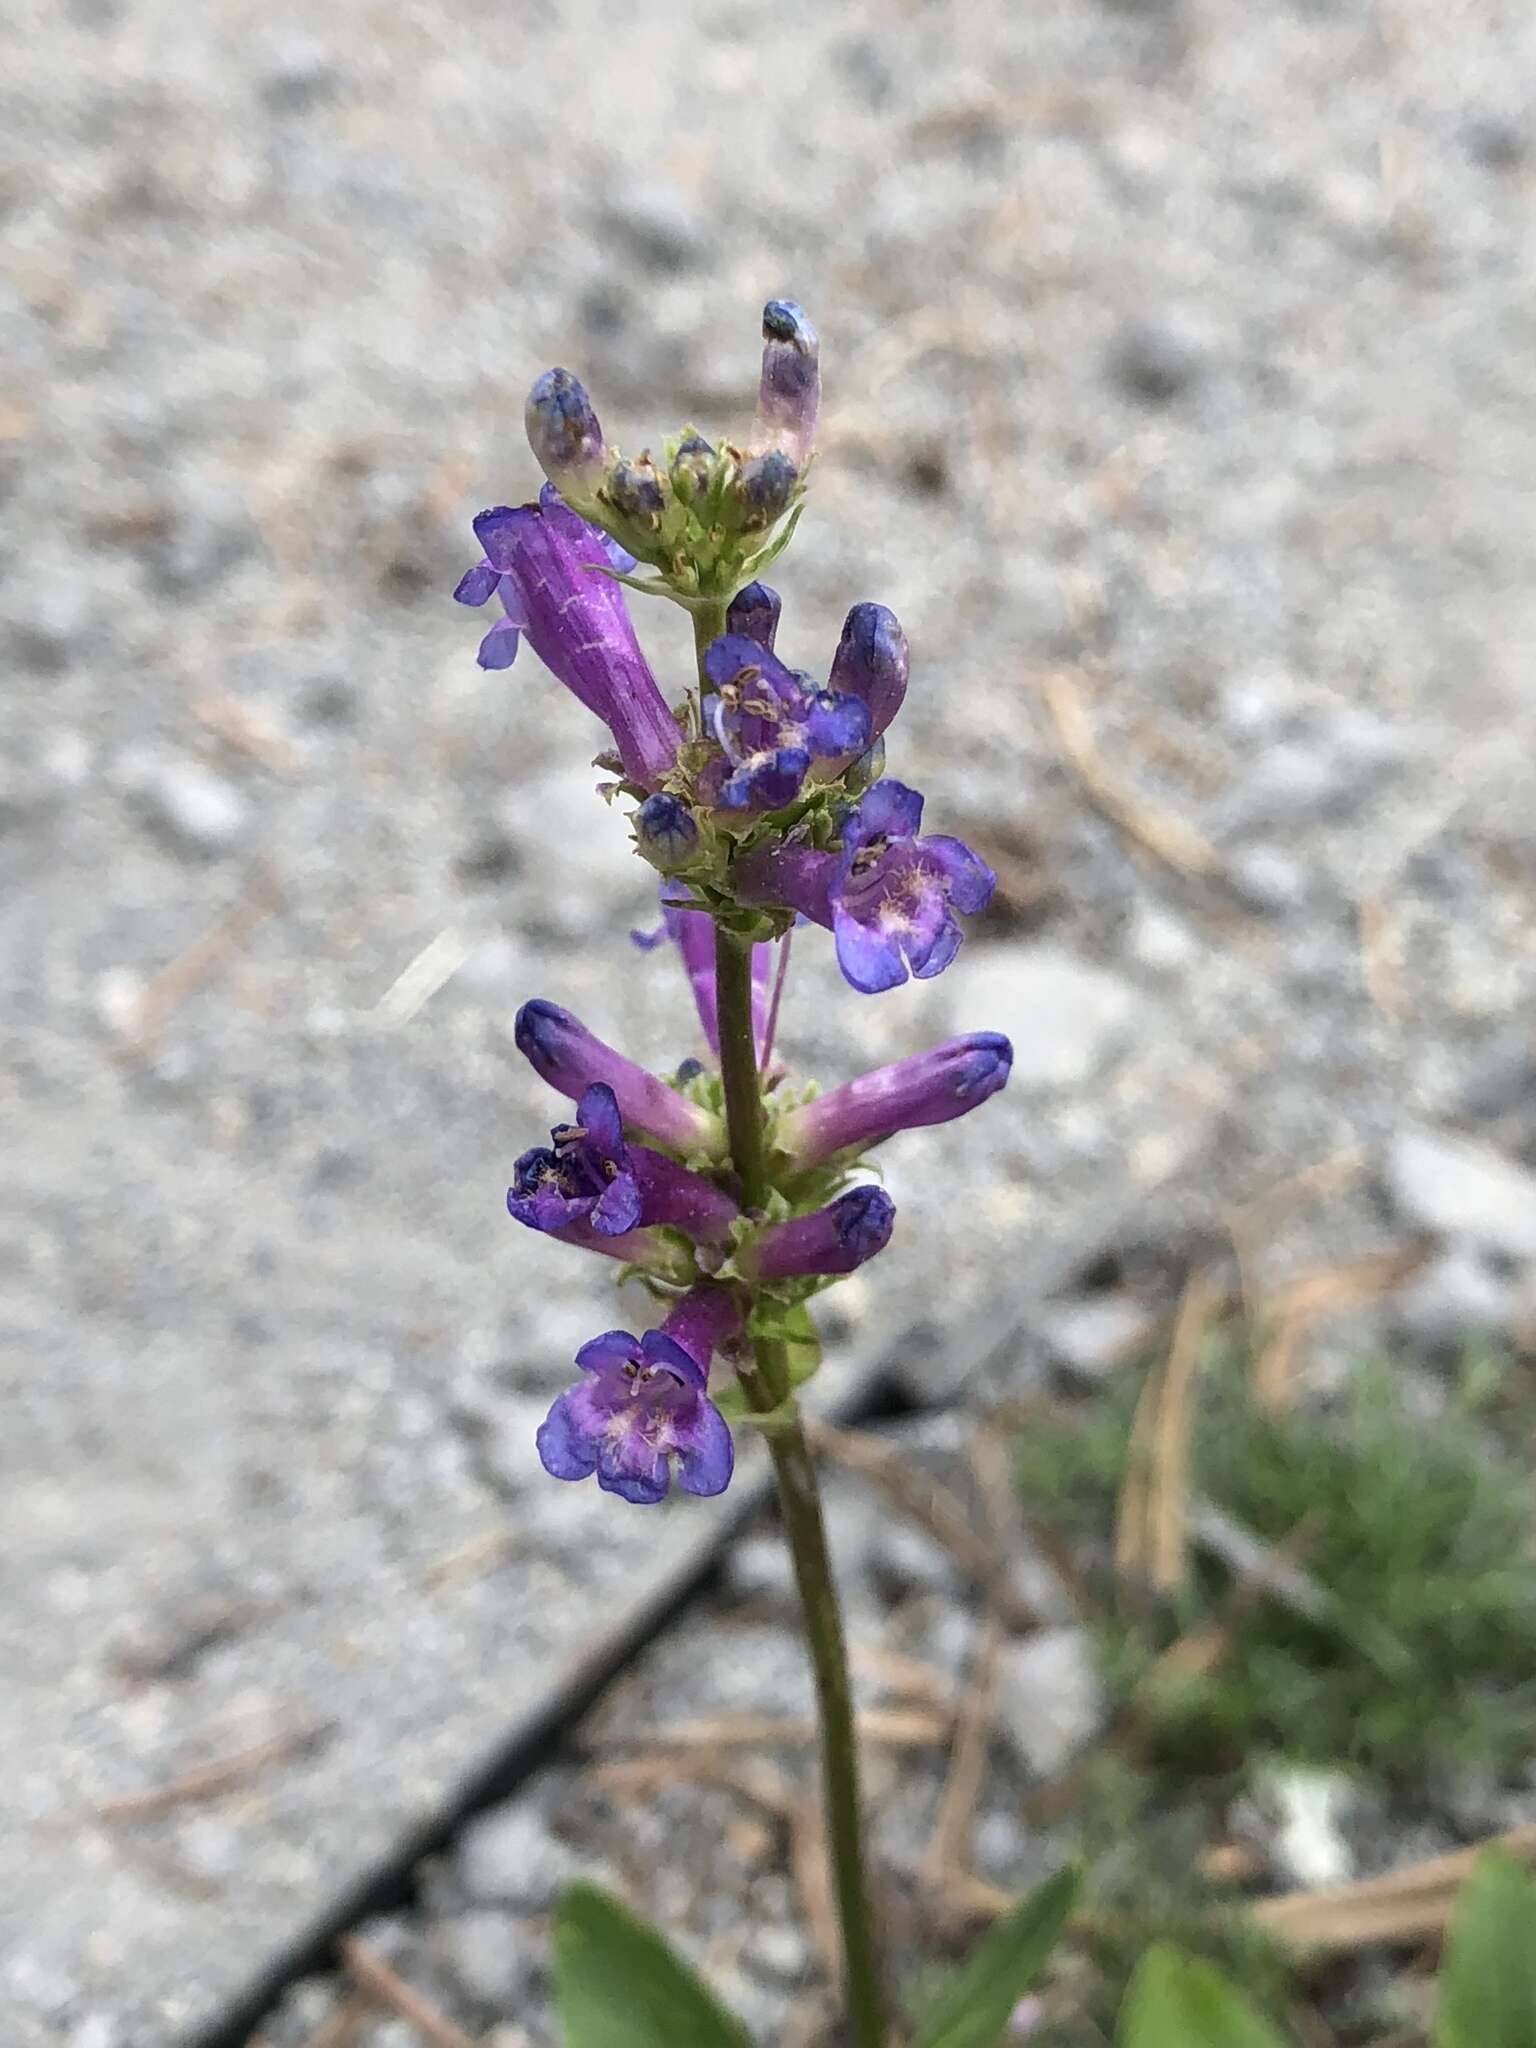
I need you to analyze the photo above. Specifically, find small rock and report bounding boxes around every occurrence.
[1108,314,1208,403]
[1036,1293,1159,1384]
[958,945,1141,1092]
[1227,845,1309,915]
[725,1533,796,1607]
[1384,1126,1536,1261]
[998,1628,1108,1779]
[1392,1244,1514,1351]
[453,935,523,999]
[869,1521,959,1604]
[1254,1765,1357,1889]
[436,1910,540,2013]
[1464,113,1527,169]
[456,1800,582,1911]
[1128,903,1198,973]
[743,1919,811,1985]
[137,758,250,858]
[599,181,708,274]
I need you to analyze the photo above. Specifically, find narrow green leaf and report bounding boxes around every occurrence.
[1116,1944,1292,2048]
[912,1864,1079,2048]
[1436,1851,1536,2048]
[553,1881,753,2048]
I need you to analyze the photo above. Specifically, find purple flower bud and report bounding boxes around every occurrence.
[778,1034,1013,1169]
[606,456,667,528]
[737,450,799,530]
[507,1085,736,1247]
[726,582,782,653]
[514,1000,723,1157]
[536,1285,741,1505]
[525,368,607,498]
[670,433,715,501]
[659,888,773,1062]
[828,603,909,744]
[739,1185,895,1281]
[754,299,820,468]
[458,492,681,789]
[634,792,700,875]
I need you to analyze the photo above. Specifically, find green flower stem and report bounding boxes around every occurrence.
[693,597,729,694]
[713,923,887,2048]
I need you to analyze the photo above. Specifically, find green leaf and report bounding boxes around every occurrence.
[553,1882,753,2048]
[1436,1851,1536,2048]
[1116,1945,1292,2048]
[912,1864,1079,2048]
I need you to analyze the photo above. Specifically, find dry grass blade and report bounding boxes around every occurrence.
[586,1707,951,1756]
[1037,667,1223,882]
[98,1721,332,1822]
[192,691,299,775]
[1114,1271,1217,1596]
[112,863,282,1056]
[338,1937,483,2048]
[1251,1245,1425,1415]
[849,1643,955,1709]
[589,1753,800,1821]
[1252,1821,1536,1953]
[920,1614,1003,1907]
[808,1419,1038,1629]
[789,1796,842,1985]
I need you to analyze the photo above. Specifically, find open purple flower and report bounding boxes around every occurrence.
[514,1000,722,1156]
[739,1185,895,1281]
[778,1033,1013,1168]
[703,634,870,811]
[537,1286,740,1504]
[453,487,677,790]
[734,780,994,994]
[508,1082,738,1246]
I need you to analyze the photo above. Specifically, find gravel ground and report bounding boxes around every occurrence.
[4,0,1536,2041]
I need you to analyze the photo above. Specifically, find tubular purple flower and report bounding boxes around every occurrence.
[455,488,680,790]
[726,581,782,652]
[735,841,839,926]
[703,634,869,811]
[507,1082,738,1245]
[739,1185,896,1281]
[536,1285,741,1504]
[830,780,995,993]
[827,603,909,745]
[754,300,820,468]
[548,1217,695,1283]
[660,888,773,1061]
[514,999,722,1156]
[525,367,608,498]
[777,1033,1014,1169]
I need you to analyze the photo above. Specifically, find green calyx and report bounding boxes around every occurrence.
[568,427,811,607]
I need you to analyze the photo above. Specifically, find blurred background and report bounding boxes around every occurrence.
[5,1,1536,2043]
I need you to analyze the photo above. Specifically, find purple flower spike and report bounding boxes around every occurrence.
[828,603,909,745]
[778,1033,1014,1169]
[513,1000,722,1156]
[525,367,607,498]
[740,1185,896,1281]
[754,300,820,468]
[703,635,870,812]
[536,1286,741,1504]
[508,1081,738,1245]
[456,492,680,790]
[727,582,782,653]
[660,888,773,1061]
[831,779,995,994]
